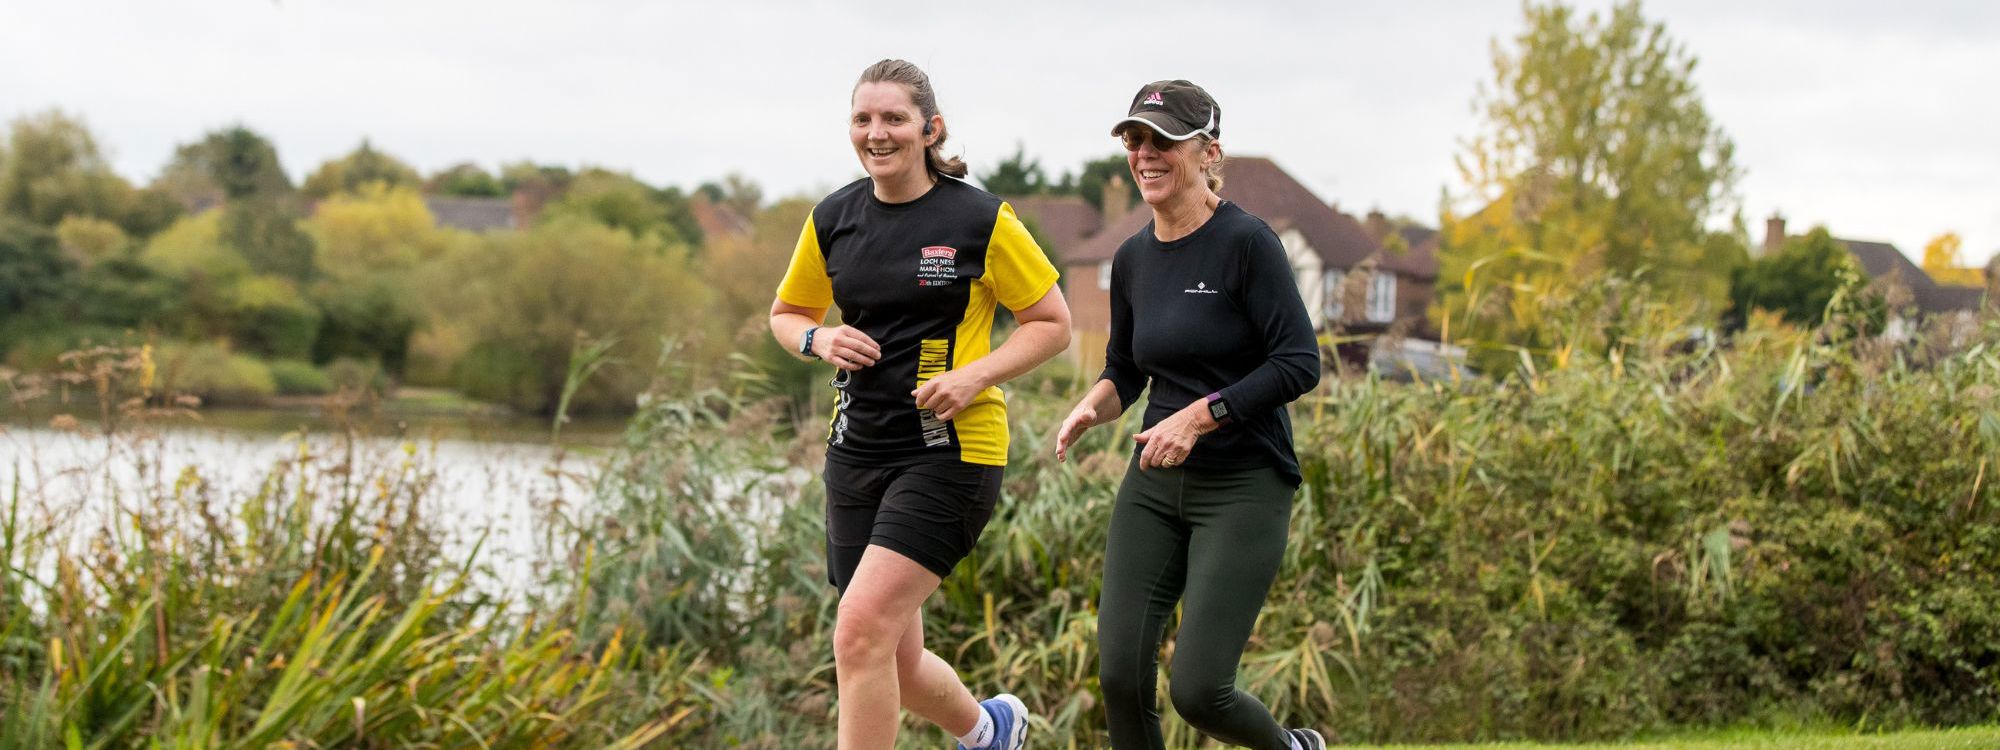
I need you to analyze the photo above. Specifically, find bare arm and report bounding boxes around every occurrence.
[769,299,879,370]
[1054,377,1126,463]
[912,285,1072,419]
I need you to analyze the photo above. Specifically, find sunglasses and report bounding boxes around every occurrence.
[1118,128,1192,153]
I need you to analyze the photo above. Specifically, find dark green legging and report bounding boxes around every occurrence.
[1097,458,1296,750]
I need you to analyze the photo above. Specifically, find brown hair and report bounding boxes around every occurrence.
[855,59,968,179]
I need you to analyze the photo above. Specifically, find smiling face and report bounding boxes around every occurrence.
[851,81,939,193]
[1120,125,1216,206]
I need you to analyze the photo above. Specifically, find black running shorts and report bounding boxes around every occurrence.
[822,457,1004,591]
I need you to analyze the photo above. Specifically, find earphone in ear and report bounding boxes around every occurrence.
[922,121,933,136]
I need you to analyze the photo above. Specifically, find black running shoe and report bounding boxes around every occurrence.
[1287,727,1326,750]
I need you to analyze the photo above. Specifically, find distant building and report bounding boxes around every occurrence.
[688,196,754,240]
[1009,156,1443,374]
[1762,215,1985,321]
[423,196,519,233]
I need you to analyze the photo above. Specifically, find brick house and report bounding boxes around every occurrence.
[1761,215,1986,330]
[1009,156,1440,373]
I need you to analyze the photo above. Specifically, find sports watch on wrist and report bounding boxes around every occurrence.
[1205,391,1233,425]
[799,326,821,360]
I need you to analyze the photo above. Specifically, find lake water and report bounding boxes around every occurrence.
[1,407,630,596]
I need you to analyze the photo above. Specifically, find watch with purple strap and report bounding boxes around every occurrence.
[1205,391,1233,425]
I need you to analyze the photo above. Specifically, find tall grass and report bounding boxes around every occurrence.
[5,296,1996,747]
[578,304,1999,746]
[0,356,693,748]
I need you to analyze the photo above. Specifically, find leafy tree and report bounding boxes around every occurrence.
[299,184,469,373]
[428,162,506,197]
[704,199,823,406]
[715,172,764,216]
[1439,1,1742,372]
[301,140,421,200]
[1724,227,1871,330]
[150,126,315,282]
[229,274,322,360]
[979,144,1051,196]
[72,254,183,331]
[542,169,701,246]
[0,219,65,323]
[156,126,295,206]
[139,211,250,341]
[703,197,811,332]
[311,275,416,374]
[304,183,465,281]
[430,217,714,413]
[123,187,184,237]
[0,110,155,232]
[140,211,246,282]
[1921,232,1984,287]
[654,184,704,249]
[499,161,573,194]
[221,203,316,281]
[55,215,131,269]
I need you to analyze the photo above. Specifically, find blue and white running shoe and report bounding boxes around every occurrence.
[956,693,1028,750]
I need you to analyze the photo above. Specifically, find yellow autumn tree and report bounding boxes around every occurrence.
[1439,1,1745,375]
[1921,232,1984,287]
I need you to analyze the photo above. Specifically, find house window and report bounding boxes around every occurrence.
[1367,272,1397,323]
[1322,269,1346,321]
[1097,261,1113,291]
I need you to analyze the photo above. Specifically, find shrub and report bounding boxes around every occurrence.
[571,310,2000,746]
[267,358,332,395]
[151,340,275,405]
[324,356,387,394]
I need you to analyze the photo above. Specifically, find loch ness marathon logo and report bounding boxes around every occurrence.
[917,245,958,287]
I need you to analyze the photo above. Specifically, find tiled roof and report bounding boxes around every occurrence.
[424,196,515,232]
[1840,238,1983,315]
[1002,194,1103,265]
[690,197,753,239]
[1066,157,1438,282]
[1071,156,1376,265]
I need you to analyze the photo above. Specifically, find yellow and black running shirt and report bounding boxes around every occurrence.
[777,177,1059,467]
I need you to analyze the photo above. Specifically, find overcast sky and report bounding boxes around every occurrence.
[4,0,1995,267]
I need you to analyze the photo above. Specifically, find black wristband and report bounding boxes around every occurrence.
[799,327,821,359]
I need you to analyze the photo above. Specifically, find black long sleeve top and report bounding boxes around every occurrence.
[1099,201,1322,485]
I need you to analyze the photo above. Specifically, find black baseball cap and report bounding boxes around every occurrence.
[1111,80,1221,141]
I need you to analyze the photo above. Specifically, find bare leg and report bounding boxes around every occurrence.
[834,545,945,750]
[895,608,983,735]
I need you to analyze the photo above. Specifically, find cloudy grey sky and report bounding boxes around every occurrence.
[4,0,1995,266]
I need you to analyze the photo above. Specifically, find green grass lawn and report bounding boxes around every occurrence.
[1356,726,2000,749]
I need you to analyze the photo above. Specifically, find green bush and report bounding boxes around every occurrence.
[454,338,548,412]
[153,340,276,405]
[266,358,332,395]
[568,309,2000,746]
[0,322,132,370]
[324,356,387,394]
[228,274,321,359]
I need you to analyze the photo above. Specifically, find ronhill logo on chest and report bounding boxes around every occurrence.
[1184,281,1219,294]
[917,246,958,287]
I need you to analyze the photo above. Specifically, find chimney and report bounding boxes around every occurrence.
[1364,209,1391,243]
[1987,253,2000,313]
[1102,174,1130,226]
[1763,214,1787,256]
[511,185,550,230]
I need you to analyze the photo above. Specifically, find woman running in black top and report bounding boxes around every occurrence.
[1054,80,1325,750]
[770,59,1070,750]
